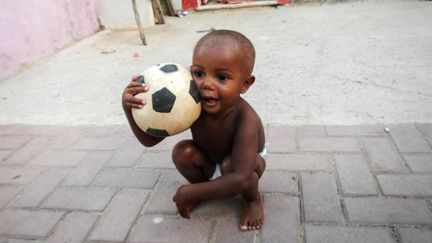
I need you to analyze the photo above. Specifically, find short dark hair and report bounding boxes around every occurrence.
[195,29,256,75]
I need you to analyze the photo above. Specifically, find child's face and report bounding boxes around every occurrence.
[191,43,250,115]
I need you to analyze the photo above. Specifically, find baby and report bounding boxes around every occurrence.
[122,29,266,231]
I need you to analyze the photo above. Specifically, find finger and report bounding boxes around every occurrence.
[125,86,147,95]
[125,96,146,105]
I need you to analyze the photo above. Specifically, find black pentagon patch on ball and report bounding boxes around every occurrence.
[146,128,170,138]
[159,64,178,73]
[136,75,145,84]
[152,87,176,113]
[189,80,200,103]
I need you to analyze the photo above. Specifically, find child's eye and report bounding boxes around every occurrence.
[217,74,229,81]
[193,71,204,78]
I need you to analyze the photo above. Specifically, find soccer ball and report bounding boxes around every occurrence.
[132,63,201,137]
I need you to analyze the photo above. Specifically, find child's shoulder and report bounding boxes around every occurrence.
[236,98,262,126]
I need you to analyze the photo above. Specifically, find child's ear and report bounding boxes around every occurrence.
[240,75,255,94]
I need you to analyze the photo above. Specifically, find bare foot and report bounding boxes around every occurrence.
[240,194,264,231]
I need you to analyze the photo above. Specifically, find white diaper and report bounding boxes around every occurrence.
[211,148,267,180]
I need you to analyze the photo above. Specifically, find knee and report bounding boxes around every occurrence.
[172,140,195,168]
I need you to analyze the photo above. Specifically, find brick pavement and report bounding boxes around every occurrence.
[0,123,431,243]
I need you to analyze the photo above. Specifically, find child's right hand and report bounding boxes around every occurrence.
[122,76,149,110]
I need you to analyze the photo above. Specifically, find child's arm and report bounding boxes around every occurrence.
[122,78,164,147]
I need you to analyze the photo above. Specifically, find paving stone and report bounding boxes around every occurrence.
[71,136,126,150]
[62,151,112,186]
[345,198,432,224]
[146,170,188,214]
[296,125,326,136]
[41,187,116,211]
[46,212,98,243]
[3,137,52,164]
[128,215,212,243]
[388,124,431,152]
[416,123,432,143]
[136,151,175,169]
[361,137,407,172]
[267,125,296,153]
[193,197,242,219]
[266,153,331,171]
[298,137,361,152]
[107,140,144,167]
[0,238,44,242]
[92,168,160,189]
[334,154,378,195]
[302,173,343,222]
[44,133,83,150]
[377,174,432,196]
[0,150,12,162]
[215,218,255,243]
[144,131,192,151]
[305,225,394,243]
[260,194,300,243]
[0,209,64,237]
[89,189,149,242]
[0,135,32,149]
[9,169,70,208]
[0,186,21,209]
[28,150,87,167]
[398,227,432,243]
[0,167,43,185]
[403,153,432,172]
[260,171,298,194]
[14,125,72,136]
[325,125,385,136]
[0,125,22,135]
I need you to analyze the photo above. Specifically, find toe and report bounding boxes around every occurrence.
[240,225,248,231]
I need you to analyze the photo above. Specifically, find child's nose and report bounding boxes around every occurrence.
[202,78,215,90]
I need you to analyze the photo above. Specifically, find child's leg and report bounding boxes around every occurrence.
[172,139,216,183]
[220,154,266,231]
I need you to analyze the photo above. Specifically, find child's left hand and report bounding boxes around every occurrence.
[173,185,198,219]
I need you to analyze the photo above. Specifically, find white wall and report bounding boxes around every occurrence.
[99,0,155,30]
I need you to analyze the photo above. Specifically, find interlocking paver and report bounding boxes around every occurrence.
[266,153,331,171]
[0,135,32,149]
[302,173,343,222]
[260,170,298,194]
[377,174,432,196]
[334,154,378,195]
[0,123,431,242]
[215,218,255,243]
[107,140,144,167]
[92,168,160,189]
[325,125,386,136]
[361,137,407,172]
[28,150,87,167]
[398,227,432,243]
[0,186,21,209]
[89,189,149,242]
[298,137,361,152]
[128,215,213,243]
[145,170,186,214]
[62,151,112,186]
[0,167,43,185]
[9,168,70,208]
[46,212,98,243]
[260,194,300,243]
[136,151,176,169]
[41,187,116,211]
[345,198,432,224]
[0,209,64,237]
[305,225,394,243]
[388,124,431,152]
[3,137,52,164]
[267,125,296,152]
[403,153,432,172]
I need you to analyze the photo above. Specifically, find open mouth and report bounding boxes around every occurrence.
[202,97,218,107]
